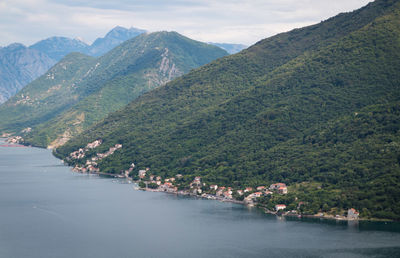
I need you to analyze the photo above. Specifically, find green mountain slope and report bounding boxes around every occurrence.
[0,52,96,131]
[257,102,400,219]
[0,32,227,147]
[57,0,400,219]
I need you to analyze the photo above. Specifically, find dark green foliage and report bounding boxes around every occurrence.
[57,0,400,219]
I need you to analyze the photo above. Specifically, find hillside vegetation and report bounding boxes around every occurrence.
[57,0,400,219]
[0,32,227,147]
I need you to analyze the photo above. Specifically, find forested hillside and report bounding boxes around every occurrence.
[0,52,95,132]
[0,32,227,147]
[56,0,400,219]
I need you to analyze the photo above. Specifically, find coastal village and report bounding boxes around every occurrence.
[64,139,360,221]
[2,135,361,221]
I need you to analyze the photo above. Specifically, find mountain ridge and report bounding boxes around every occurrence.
[0,44,57,104]
[56,0,400,219]
[0,32,228,147]
[0,26,146,104]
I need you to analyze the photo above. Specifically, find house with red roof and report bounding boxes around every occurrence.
[275,204,286,211]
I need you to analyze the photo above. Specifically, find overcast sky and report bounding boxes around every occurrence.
[0,0,372,47]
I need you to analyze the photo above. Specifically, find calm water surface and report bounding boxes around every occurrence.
[1,139,400,258]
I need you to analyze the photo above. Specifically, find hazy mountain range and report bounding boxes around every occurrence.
[0,26,146,104]
[208,43,247,54]
[0,43,56,103]
[0,26,245,105]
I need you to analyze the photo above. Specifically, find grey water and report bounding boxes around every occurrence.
[1,139,400,258]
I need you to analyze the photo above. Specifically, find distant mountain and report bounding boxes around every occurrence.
[0,26,146,104]
[0,32,227,148]
[30,37,89,60]
[29,27,146,60]
[56,0,400,220]
[87,26,146,56]
[209,43,247,54]
[0,43,56,104]
[0,52,96,134]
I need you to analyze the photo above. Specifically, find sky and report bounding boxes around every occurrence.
[0,0,372,47]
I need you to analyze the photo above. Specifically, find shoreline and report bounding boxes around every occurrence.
[70,169,376,222]
[75,169,246,205]
[1,137,385,223]
[0,140,393,224]
[0,137,367,222]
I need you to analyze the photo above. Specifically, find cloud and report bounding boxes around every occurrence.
[0,0,372,47]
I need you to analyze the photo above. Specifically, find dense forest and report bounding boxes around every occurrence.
[56,0,400,219]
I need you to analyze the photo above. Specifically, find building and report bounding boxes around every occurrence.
[138,170,147,178]
[216,188,225,197]
[270,183,286,190]
[277,186,288,194]
[164,182,173,188]
[86,139,102,149]
[252,192,262,198]
[223,191,232,199]
[244,187,253,193]
[347,208,359,219]
[191,176,202,187]
[210,185,218,191]
[256,186,266,191]
[275,204,286,211]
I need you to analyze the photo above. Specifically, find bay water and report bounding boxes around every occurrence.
[1,139,400,258]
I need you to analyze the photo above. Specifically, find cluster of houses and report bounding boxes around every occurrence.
[139,169,182,193]
[86,139,102,149]
[136,170,290,209]
[70,148,85,159]
[21,127,32,133]
[69,154,362,219]
[347,208,359,219]
[70,140,123,173]
[15,94,34,105]
[7,136,23,144]
[70,139,103,159]
[243,184,288,207]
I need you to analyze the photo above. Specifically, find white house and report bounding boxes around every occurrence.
[275,204,286,211]
[138,170,147,178]
[210,185,218,191]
